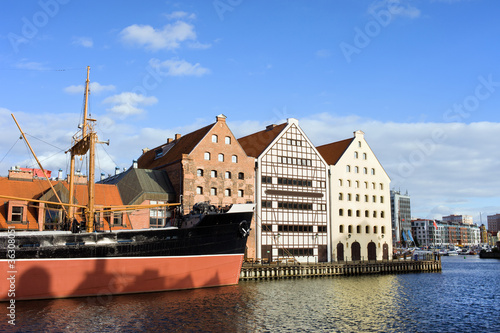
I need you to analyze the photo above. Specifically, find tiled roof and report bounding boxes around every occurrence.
[137,123,215,169]
[316,138,354,165]
[238,123,287,158]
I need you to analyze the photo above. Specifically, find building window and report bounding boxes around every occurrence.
[225,188,231,196]
[365,210,369,218]
[373,211,377,218]
[373,195,376,203]
[365,195,368,202]
[232,155,238,163]
[238,189,244,197]
[339,193,343,200]
[348,209,352,217]
[354,151,358,159]
[371,168,375,175]
[262,176,272,184]
[381,211,385,218]
[339,179,343,186]
[204,152,210,160]
[355,194,360,202]
[11,206,23,222]
[210,187,217,195]
[150,201,166,228]
[356,225,361,234]
[356,210,360,217]
[364,181,368,189]
[363,167,367,174]
[354,166,359,173]
[339,209,343,216]
[113,213,123,226]
[347,180,351,187]
[346,165,351,172]
[347,193,352,201]
[238,172,244,180]
[211,170,217,178]
[348,225,353,233]
[225,171,231,179]
[197,169,203,177]
[225,136,231,144]
[212,134,218,143]
[339,225,344,233]
[365,225,370,233]
[381,226,386,234]
[218,153,224,162]
[196,186,203,194]
[380,183,384,190]
[363,153,367,160]
[380,196,384,203]
[358,141,361,147]
[372,182,376,189]
[355,181,359,188]
[373,226,378,233]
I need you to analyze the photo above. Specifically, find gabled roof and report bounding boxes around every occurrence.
[316,138,354,165]
[137,123,214,169]
[238,123,287,158]
[100,167,175,205]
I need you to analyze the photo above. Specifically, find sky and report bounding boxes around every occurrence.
[0,0,499,224]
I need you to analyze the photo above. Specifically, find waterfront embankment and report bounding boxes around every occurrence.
[240,258,441,280]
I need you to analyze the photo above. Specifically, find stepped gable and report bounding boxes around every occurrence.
[316,137,354,165]
[137,123,215,169]
[237,123,287,157]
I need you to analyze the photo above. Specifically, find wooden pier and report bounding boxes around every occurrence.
[240,259,441,280]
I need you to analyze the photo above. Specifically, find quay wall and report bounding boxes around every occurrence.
[240,259,441,281]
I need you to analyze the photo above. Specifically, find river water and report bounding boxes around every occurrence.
[1,256,499,332]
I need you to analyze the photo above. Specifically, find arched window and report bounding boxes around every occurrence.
[339,225,344,233]
[371,168,375,175]
[211,170,217,178]
[348,225,353,233]
[204,152,210,160]
[354,151,358,159]
[381,226,386,234]
[365,225,370,233]
[218,153,224,162]
[232,155,238,163]
[196,186,203,194]
[373,226,378,234]
[225,171,231,179]
[365,210,369,218]
[339,209,344,216]
[238,172,244,179]
[212,134,218,143]
[197,169,203,177]
[356,210,360,217]
[354,166,359,173]
[238,189,244,197]
[339,193,343,200]
[346,165,351,172]
[225,136,231,144]
[348,209,352,217]
[210,187,217,195]
[224,189,231,196]
[356,225,361,233]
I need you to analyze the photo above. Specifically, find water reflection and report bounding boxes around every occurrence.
[1,256,499,332]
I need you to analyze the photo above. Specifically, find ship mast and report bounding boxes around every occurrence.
[68,66,98,232]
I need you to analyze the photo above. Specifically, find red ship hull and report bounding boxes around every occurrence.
[1,254,244,301]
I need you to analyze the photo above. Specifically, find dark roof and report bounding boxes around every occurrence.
[316,138,354,165]
[100,168,175,205]
[137,123,215,169]
[238,123,287,158]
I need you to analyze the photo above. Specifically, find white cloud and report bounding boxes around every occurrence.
[102,92,158,116]
[120,21,196,51]
[72,36,93,48]
[149,58,210,77]
[64,82,116,94]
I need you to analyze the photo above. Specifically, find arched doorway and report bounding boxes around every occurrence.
[337,242,344,262]
[351,241,361,261]
[367,241,376,261]
[383,243,389,260]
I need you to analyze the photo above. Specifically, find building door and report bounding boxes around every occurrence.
[351,241,361,261]
[383,243,389,260]
[261,245,272,263]
[318,245,327,262]
[367,241,376,261]
[337,243,344,262]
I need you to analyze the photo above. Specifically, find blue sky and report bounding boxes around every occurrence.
[1,0,499,224]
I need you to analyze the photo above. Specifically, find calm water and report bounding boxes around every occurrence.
[1,256,499,332]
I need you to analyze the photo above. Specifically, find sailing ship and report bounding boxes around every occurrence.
[0,67,253,301]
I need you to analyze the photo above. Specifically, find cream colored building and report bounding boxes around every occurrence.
[317,130,392,261]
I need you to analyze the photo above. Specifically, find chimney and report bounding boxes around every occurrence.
[58,169,63,180]
[101,173,106,181]
[142,148,150,154]
[266,124,276,131]
[133,160,138,169]
[167,138,173,143]
[216,114,227,123]
[115,167,120,175]
[175,134,181,140]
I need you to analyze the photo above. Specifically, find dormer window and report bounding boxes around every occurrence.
[155,149,163,159]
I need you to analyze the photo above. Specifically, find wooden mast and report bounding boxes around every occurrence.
[68,66,96,232]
